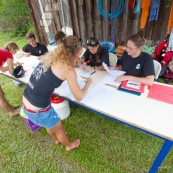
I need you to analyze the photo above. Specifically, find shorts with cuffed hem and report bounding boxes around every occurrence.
[23,104,60,129]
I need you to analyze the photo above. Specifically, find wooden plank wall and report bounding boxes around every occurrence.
[26,0,172,46]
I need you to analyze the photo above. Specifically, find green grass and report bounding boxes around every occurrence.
[0,27,35,50]
[0,32,173,173]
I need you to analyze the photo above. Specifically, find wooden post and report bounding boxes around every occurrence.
[76,0,86,42]
[69,0,80,38]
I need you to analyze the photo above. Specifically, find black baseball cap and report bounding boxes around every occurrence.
[86,37,99,47]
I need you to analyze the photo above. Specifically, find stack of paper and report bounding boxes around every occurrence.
[102,62,125,76]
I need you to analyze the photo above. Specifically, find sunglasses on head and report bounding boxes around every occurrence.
[86,39,97,45]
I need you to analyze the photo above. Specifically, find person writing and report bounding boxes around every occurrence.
[22,32,48,57]
[114,34,155,86]
[0,41,20,116]
[78,37,110,72]
[22,36,93,151]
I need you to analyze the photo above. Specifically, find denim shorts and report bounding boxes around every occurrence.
[22,104,60,129]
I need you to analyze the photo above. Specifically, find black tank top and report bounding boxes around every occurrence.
[24,63,64,107]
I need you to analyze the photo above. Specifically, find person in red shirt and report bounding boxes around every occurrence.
[0,41,20,116]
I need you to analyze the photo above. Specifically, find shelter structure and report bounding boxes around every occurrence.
[26,0,173,46]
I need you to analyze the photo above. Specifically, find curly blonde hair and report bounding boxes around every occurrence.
[4,41,19,51]
[42,36,82,68]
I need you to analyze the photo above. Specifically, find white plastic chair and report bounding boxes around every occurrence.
[153,60,162,79]
[109,52,118,67]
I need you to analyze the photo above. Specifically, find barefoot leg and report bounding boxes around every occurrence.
[0,86,19,116]
[65,139,80,152]
[46,121,80,151]
[46,130,68,145]
[46,129,60,145]
[8,109,20,116]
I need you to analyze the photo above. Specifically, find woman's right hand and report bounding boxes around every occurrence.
[85,77,93,88]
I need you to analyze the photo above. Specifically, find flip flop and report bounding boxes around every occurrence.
[66,139,80,152]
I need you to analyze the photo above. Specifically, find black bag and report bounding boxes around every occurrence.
[13,66,24,78]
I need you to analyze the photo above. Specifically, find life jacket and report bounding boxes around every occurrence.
[153,40,173,79]
[153,40,168,62]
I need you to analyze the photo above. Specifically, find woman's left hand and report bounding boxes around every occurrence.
[78,64,85,70]
[84,66,95,72]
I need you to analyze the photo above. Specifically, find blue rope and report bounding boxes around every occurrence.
[97,0,126,18]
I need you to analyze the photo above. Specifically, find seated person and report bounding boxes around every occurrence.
[54,31,65,44]
[113,34,154,86]
[22,32,48,57]
[0,41,21,116]
[78,37,109,72]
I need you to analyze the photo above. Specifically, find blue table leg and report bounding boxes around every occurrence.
[149,140,173,173]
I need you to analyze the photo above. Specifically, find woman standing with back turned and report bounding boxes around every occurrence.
[22,36,93,151]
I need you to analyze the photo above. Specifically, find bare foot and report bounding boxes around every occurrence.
[66,139,80,152]
[55,141,60,145]
[9,109,20,116]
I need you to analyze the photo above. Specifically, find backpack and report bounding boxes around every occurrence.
[100,41,115,53]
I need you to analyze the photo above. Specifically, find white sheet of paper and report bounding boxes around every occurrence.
[81,84,119,111]
[54,77,118,111]
[54,81,75,100]
[54,77,87,100]
[102,74,121,87]
[75,68,91,78]
[102,62,126,76]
